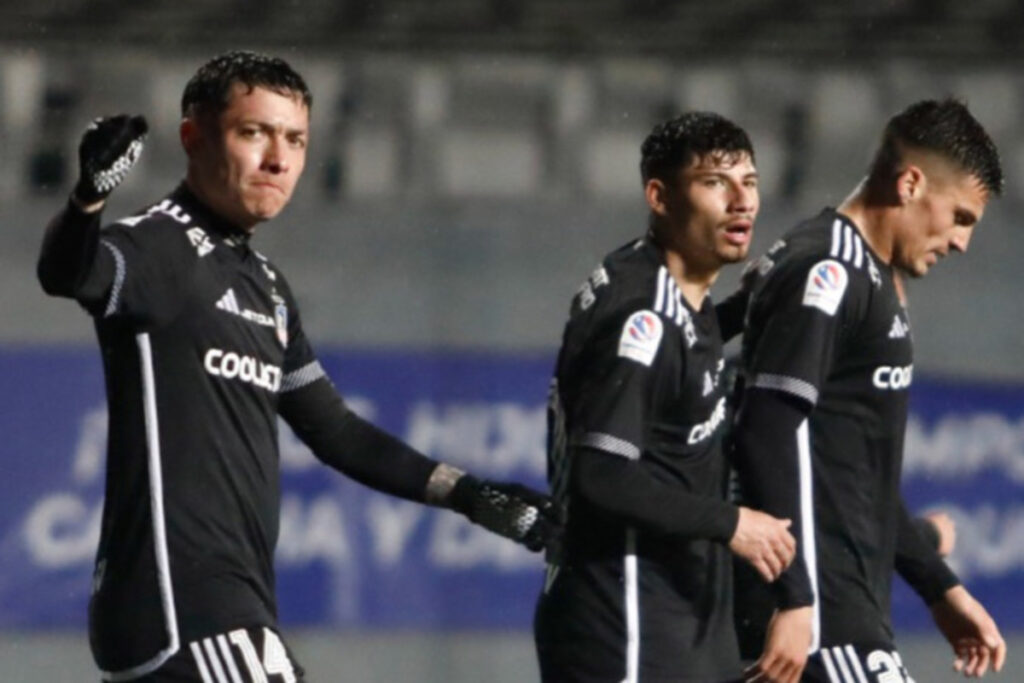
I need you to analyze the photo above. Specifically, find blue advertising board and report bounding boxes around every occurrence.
[1,348,1022,631]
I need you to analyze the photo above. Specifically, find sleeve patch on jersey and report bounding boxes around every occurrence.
[617,310,663,366]
[802,259,848,316]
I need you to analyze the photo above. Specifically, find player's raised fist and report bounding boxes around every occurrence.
[451,476,565,552]
[74,114,148,205]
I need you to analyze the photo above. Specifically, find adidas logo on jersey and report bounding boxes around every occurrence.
[888,315,910,339]
[216,288,241,314]
[216,288,275,327]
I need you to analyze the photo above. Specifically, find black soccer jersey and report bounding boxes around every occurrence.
[54,185,326,677]
[734,208,957,649]
[534,237,741,682]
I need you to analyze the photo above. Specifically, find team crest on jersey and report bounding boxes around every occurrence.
[272,292,288,347]
[618,310,663,366]
[802,259,848,316]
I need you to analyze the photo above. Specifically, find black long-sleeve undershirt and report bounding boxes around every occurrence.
[733,386,814,608]
[37,200,112,304]
[572,446,739,543]
[279,378,440,503]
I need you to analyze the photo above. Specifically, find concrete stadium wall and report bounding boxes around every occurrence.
[5,193,1023,381]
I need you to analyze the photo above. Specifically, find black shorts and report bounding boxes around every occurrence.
[126,625,306,683]
[803,643,915,683]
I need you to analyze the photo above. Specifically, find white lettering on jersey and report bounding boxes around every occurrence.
[802,259,848,316]
[688,396,727,445]
[873,364,913,390]
[204,349,281,392]
[186,227,215,257]
[215,289,276,327]
[617,310,663,366]
[702,371,714,397]
[118,199,192,228]
[888,314,910,339]
[576,265,610,311]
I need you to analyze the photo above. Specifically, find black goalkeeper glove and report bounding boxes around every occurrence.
[73,114,149,204]
[450,475,565,552]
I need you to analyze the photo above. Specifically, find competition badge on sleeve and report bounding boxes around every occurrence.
[802,259,848,316]
[617,310,663,366]
[272,292,288,347]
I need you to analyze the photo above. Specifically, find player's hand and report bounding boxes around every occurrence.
[450,476,565,552]
[924,511,957,557]
[744,606,813,683]
[931,585,1006,677]
[73,114,149,208]
[729,507,796,583]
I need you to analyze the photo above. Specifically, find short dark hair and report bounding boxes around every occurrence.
[640,112,754,184]
[181,50,312,118]
[868,98,1002,196]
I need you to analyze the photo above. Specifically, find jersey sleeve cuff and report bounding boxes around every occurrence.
[749,373,819,405]
[574,432,641,460]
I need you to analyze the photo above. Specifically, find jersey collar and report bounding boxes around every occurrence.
[171,183,252,247]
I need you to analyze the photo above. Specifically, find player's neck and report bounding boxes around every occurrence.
[838,185,894,265]
[664,248,717,310]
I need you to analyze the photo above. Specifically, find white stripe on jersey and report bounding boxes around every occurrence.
[190,642,215,683]
[100,333,181,682]
[797,420,821,654]
[833,646,857,683]
[204,638,230,683]
[673,287,685,327]
[820,647,843,683]
[654,266,690,327]
[655,267,667,313]
[844,645,870,683]
[217,635,245,683]
[100,240,127,318]
[665,278,677,320]
[623,528,640,683]
[830,220,868,271]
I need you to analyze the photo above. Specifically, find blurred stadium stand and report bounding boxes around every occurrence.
[2,4,1023,681]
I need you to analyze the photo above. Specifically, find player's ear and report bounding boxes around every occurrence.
[180,117,200,157]
[896,164,926,205]
[645,178,670,217]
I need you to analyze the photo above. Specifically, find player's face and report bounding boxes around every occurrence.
[185,83,309,231]
[671,151,759,267]
[892,172,988,277]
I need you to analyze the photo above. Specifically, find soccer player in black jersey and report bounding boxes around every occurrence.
[534,112,796,683]
[733,99,1007,683]
[36,51,562,683]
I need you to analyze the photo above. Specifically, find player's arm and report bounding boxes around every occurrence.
[570,305,793,580]
[917,511,956,557]
[901,503,1008,679]
[37,115,147,304]
[574,447,794,582]
[895,498,962,600]
[733,257,860,683]
[911,514,943,553]
[276,320,561,552]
